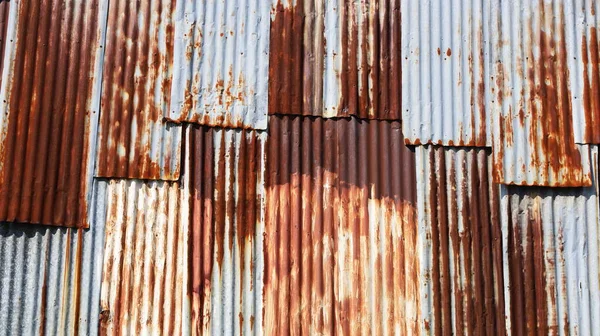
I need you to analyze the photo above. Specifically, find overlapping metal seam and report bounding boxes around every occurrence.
[269,0,401,120]
[264,115,419,335]
[96,0,182,181]
[402,0,490,146]
[0,0,109,227]
[186,124,265,335]
[167,0,270,130]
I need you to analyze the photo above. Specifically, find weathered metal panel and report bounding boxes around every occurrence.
[269,0,401,120]
[99,179,189,335]
[0,1,9,85]
[0,0,109,227]
[415,146,505,335]
[490,0,592,187]
[264,115,419,335]
[168,0,270,129]
[0,179,107,336]
[96,0,182,181]
[402,0,490,146]
[186,125,265,336]
[500,147,600,335]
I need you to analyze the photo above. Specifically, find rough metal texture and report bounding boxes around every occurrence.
[186,125,266,336]
[0,1,9,84]
[402,0,489,146]
[99,179,189,335]
[96,0,182,181]
[168,0,270,130]
[269,0,401,120]
[0,0,108,227]
[416,146,505,335]
[264,115,418,335]
[0,180,107,336]
[490,0,592,187]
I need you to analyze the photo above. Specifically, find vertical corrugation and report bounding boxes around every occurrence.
[167,0,270,130]
[99,179,189,336]
[501,147,600,335]
[490,0,591,187]
[96,0,182,181]
[187,125,265,336]
[0,0,109,227]
[0,180,107,336]
[0,1,9,85]
[269,0,401,120]
[264,115,418,335]
[416,146,505,335]
[402,0,490,146]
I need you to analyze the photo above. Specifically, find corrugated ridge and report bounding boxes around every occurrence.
[0,0,108,227]
[187,125,265,335]
[167,0,270,130]
[402,0,489,146]
[264,115,419,335]
[416,146,505,335]
[99,179,188,335]
[96,0,182,181]
[0,180,107,336]
[269,0,401,120]
[0,1,9,84]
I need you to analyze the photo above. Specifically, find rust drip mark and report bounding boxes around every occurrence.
[581,28,600,143]
[437,47,441,55]
[446,48,452,56]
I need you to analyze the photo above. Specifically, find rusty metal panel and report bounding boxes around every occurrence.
[186,125,266,335]
[0,180,107,335]
[167,0,270,129]
[490,0,592,187]
[0,0,109,227]
[415,146,505,335]
[0,1,9,84]
[264,115,419,335]
[402,0,490,146]
[96,0,182,181]
[269,0,401,120]
[99,179,189,335]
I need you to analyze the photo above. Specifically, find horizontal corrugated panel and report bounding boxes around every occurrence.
[167,0,270,129]
[96,0,182,181]
[0,180,107,335]
[264,115,419,335]
[501,147,600,335]
[415,146,505,335]
[490,0,592,186]
[402,0,490,146]
[0,0,109,227]
[99,179,189,336]
[269,0,401,120]
[186,125,265,335]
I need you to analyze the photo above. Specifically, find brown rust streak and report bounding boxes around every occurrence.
[582,28,600,143]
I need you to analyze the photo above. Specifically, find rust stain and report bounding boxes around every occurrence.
[437,47,441,55]
[582,27,600,143]
[446,48,452,56]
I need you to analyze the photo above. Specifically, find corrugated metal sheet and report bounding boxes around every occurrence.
[402,0,490,146]
[0,0,109,227]
[415,146,505,335]
[96,0,182,181]
[264,115,419,335]
[167,0,270,130]
[0,179,107,336]
[269,0,401,120]
[186,124,265,335]
[490,0,592,187]
[99,179,189,335]
[0,1,9,84]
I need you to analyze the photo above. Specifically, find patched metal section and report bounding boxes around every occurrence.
[402,0,490,146]
[96,0,182,181]
[167,0,270,130]
[0,180,107,336]
[264,115,419,335]
[99,179,189,335]
[186,125,266,335]
[0,0,109,227]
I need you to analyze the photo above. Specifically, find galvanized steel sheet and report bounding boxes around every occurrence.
[402,0,490,146]
[264,115,419,335]
[167,0,270,129]
[96,0,182,181]
[0,0,109,227]
[269,0,401,120]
